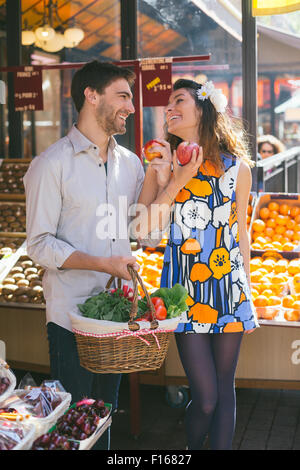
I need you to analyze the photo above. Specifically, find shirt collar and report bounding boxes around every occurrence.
[67,124,118,156]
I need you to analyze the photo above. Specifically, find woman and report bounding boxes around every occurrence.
[257,134,285,160]
[134,79,259,450]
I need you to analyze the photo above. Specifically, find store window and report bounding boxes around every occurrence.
[137,0,243,148]
[274,76,300,147]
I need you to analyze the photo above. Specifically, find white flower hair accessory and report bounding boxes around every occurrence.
[196,81,228,113]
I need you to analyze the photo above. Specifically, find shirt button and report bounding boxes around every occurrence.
[99,163,102,167]
[112,238,116,242]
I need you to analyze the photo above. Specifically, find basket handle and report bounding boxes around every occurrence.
[127,265,158,331]
[105,266,158,331]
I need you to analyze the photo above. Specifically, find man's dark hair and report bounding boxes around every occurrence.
[71,60,136,113]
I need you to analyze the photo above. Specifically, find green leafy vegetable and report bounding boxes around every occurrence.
[78,289,133,323]
[139,284,188,319]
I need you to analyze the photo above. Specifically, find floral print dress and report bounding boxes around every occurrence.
[160,153,259,334]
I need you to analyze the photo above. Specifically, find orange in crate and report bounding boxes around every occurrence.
[250,257,263,271]
[290,207,300,218]
[253,295,268,307]
[268,202,279,212]
[252,219,265,232]
[268,295,281,306]
[279,203,290,215]
[288,259,300,276]
[293,274,300,293]
[259,207,270,219]
[282,295,295,308]
[284,309,300,322]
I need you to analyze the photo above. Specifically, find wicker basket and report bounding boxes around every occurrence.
[73,266,175,374]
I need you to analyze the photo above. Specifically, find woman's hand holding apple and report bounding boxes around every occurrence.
[172,145,203,191]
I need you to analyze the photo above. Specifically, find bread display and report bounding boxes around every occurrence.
[0,203,26,233]
[0,254,45,305]
[0,237,25,256]
[0,161,29,194]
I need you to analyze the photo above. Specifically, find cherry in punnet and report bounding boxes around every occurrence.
[177,141,200,166]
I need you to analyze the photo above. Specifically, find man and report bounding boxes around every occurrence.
[23,61,155,449]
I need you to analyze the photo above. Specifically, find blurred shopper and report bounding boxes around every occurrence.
[24,61,152,450]
[258,134,285,160]
[134,79,259,450]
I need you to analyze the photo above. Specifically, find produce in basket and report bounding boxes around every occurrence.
[78,286,134,322]
[78,283,188,323]
[138,284,189,321]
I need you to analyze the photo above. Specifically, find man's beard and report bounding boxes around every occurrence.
[95,101,126,136]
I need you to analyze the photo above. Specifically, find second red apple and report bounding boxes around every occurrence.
[177,142,200,166]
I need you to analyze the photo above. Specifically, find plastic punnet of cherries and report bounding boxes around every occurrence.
[0,377,10,395]
[31,398,110,450]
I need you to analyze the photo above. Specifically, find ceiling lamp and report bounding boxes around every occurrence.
[64,27,85,47]
[22,0,84,53]
[22,30,36,46]
[35,24,56,43]
[36,32,65,53]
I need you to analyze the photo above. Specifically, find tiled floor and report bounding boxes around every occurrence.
[110,377,300,451]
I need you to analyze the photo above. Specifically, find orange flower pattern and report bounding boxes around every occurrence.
[160,154,259,333]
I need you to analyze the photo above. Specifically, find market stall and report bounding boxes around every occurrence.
[0,358,112,450]
[0,156,299,442]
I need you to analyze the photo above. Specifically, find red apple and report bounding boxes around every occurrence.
[143,139,163,161]
[177,141,200,166]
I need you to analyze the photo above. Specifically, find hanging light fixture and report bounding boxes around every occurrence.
[64,27,85,47]
[21,19,36,46]
[22,0,85,53]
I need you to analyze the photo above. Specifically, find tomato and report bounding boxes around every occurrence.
[151,297,165,308]
[136,311,153,322]
[155,305,167,321]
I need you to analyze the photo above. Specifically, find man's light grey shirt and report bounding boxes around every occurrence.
[24,125,161,331]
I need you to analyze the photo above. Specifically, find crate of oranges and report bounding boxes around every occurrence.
[250,253,300,325]
[250,193,300,254]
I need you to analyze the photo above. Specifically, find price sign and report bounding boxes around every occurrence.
[14,66,44,111]
[141,58,172,107]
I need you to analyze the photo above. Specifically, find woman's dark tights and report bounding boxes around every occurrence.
[175,332,243,450]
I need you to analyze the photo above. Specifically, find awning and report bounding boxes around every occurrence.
[275,92,300,113]
[252,0,300,16]
[191,0,300,50]
[258,23,300,50]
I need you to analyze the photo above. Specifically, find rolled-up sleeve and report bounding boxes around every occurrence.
[23,155,77,270]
